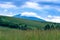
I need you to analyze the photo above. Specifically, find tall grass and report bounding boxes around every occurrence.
[0,27,60,40]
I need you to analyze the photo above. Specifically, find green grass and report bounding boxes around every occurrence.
[0,27,60,40]
[0,16,56,27]
[0,16,59,30]
[0,16,60,40]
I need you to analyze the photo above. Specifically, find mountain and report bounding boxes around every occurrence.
[0,16,60,30]
[0,16,48,30]
[14,14,46,22]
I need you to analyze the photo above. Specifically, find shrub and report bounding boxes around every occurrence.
[44,24,50,30]
[50,24,55,29]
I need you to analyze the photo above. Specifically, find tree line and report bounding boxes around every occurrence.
[0,18,60,30]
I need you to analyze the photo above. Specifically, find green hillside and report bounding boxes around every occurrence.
[0,16,60,30]
[0,16,60,40]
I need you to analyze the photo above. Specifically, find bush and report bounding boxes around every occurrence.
[0,19,20,29]
[20,24,28,30]
[55,24,60,30]
[50,24,55,29]
[44,24,50,30]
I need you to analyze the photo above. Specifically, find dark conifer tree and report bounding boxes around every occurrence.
[44,24,50,30]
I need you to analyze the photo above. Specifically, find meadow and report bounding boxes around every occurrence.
[0,27,60,40]
[0,16,60,40]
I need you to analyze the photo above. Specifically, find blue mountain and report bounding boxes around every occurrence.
[14,14,46,22]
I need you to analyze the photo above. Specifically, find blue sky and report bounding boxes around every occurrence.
[0,0,60,23]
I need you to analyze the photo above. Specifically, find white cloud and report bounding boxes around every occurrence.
[44,15,60,23]
[4,9,8,12]
[40,0,59,2]
[21,2,43,10]
[30,0,60,3]
[54,7,60,11]
[21,12,41,18]
[0,9,14,17]
[0,2,17,9]
[0,13,13,17]
[21,1,60,10]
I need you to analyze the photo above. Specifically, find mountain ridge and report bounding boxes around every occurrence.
[0,16,60,30]
[14,14,46,22]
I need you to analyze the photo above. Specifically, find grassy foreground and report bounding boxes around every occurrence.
[0,27,60,40]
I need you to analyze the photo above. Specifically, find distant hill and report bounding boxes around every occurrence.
[14,14,46,22]
[0,16,60,30]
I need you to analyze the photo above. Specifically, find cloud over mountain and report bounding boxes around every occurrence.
[21,12,41,18]
[0,0,60,23]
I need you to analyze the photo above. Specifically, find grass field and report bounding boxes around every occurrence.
[0,27,60,40]
[0,16,60,40]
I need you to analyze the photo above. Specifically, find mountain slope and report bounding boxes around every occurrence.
[0,16,60,30]
[14,14,46,22]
